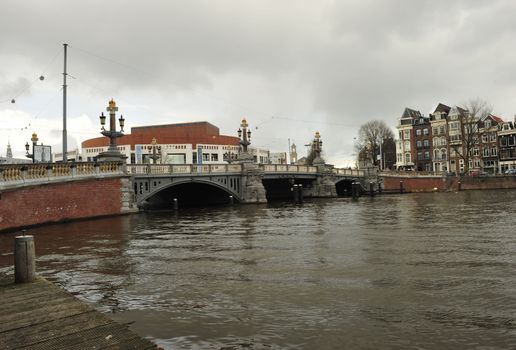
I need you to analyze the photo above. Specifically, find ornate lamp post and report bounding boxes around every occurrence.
[25,132,39,163]
[149,137,161,164]
[97,99,126,161]
[238,118,252,153]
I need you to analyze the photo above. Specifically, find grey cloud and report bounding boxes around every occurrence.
[2,0,516,164]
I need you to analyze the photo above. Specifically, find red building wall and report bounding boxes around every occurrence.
[0,178,124,232]
[82,121,240,149]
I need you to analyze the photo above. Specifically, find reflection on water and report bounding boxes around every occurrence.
[1,191,516,349]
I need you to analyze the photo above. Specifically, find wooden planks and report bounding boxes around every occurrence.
[0,276,157,350]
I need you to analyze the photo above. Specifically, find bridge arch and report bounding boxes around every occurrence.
[334,178,354,196]
[135,177,242,208]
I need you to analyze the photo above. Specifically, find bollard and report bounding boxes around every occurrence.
[292,185,299,203]
[173,198,179,210]
[351,182,358,199]
[399,181,404,194]
[457,181,461,192]
[15,235,36,283]
[228,195,234,205]
[378,183,382,194]
[298,184,304,203]
[369,182,374,196]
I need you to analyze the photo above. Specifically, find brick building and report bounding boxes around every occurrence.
[82,121,241,164]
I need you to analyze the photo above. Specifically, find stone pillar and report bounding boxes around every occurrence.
[312,164,337,198]
[120,176,139,213]
[240,162,267,203]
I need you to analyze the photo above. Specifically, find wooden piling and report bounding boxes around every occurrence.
[15,235,35,283]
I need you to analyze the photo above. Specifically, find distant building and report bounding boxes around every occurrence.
[82,121,283,165]
[395,107,422,170]
[498,117,516,173]
[0,142,26,164]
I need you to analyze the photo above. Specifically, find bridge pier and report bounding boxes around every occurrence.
[240,162,267,203]
[312,165,337,198]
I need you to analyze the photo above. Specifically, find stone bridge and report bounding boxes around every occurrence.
[130,163,370,207]
[0,161,373,230]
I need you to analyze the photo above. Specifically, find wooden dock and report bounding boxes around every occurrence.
[0,275,158,350]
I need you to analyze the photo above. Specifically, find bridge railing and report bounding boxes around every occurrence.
[129,164,244,175]
[261,164,318,173]
[332,168,365,176]
[0,162,124,185]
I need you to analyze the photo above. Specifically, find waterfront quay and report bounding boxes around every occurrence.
[0,275,157,349]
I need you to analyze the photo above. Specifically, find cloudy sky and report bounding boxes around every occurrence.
[1,0,516,166]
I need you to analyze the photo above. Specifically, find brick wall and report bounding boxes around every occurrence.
[0,177,124,232]
[383,174,516,192]
[383,175,447,192]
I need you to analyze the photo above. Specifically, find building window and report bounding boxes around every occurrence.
[416,129,421,136]
[483,148,490,157]
[441,149,447,160]
[203,153,210,161]
[404,141,410,150]
[423,140,429,147]
[403,130,410,140]
[423,128,429,135]
[405,153,411,163]
[425,151,430,160]
[417,152,423,160]
[416,140,422,148]
[211,153,218,161]
[491,148,498,156]
[490,133,497,142]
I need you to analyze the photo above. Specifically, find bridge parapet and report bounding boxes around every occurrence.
[0,162,124,189]
[261,164,318,173]
[332,168,365,177]
[129,164,244,176]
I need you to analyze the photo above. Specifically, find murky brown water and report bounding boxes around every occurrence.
[1,191,516,349]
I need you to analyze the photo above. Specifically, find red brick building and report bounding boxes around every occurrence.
[82,121,240,164]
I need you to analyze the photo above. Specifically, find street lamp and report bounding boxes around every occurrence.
[98,99,126,161]
[25,132,39,163]
[238,118,252,153]
[149,137,161,164]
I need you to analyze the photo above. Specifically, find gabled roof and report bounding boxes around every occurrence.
[486,114,504,124]
[433,103,451,114]
[401,107,422,119]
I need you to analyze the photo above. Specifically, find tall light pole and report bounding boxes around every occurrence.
[62,43,68,162]
[97,99,126,161]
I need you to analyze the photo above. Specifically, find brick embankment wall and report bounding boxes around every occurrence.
[383,175,446,193]
[0,177,128,232]
[457,176,516,191]
[383,174,516,192]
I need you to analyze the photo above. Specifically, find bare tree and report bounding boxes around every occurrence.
[355,120,394,167]
[451,99,493,174]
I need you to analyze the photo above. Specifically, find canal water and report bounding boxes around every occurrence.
[1,190,516,349]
